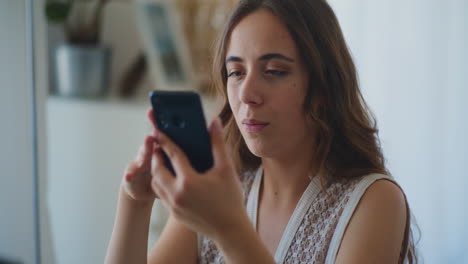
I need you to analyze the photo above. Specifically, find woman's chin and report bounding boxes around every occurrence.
[245,141,274,158]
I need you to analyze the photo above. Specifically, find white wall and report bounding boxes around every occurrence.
[330,0,468,263]
[0,0,39,263]
[45,96,219,264]
[42,2,222,262]
[46,98,152,264]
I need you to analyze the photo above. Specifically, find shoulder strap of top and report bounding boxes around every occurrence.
[246,166,323,263]
[274,175,322,263]
[246,167,263,228]
[324,173,395,264]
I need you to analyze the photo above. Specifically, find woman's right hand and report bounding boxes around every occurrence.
[120,108,160,203]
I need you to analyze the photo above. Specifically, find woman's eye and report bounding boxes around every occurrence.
[228,71,244,78]
[265,69,288,76]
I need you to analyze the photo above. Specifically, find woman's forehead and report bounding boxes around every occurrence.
[226,9,299,61]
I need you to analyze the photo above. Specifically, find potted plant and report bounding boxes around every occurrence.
[45,0,112,98]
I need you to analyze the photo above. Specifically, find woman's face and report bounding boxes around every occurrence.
[226,9,311,159]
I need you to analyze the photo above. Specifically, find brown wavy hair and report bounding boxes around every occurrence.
[210,0,417,262]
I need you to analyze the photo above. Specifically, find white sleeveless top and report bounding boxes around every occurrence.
[197,166,396,264]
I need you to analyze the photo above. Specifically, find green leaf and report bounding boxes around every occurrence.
[45,2,73,24]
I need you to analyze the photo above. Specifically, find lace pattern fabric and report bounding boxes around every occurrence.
[197,170,369,264]
[282,178,360,263]
[197,169,256,264]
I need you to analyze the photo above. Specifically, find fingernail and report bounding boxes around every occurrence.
[147,134,154,142]
[125,173,133,182]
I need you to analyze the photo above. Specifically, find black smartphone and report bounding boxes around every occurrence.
[150,91,214,175]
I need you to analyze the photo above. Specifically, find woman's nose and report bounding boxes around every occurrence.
[239,72,263,106]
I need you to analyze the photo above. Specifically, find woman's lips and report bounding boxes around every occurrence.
[242,119,270,133]
[243,123,269,132]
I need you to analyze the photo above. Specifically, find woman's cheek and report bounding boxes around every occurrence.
[227,87,239,114]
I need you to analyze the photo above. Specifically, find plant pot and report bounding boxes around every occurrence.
[53,44,111,98]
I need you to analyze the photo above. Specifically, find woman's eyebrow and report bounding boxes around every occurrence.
[225,53,295,64]
[259,53,295,62]
[225,56,243,64]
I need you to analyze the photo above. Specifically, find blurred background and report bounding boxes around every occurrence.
[0,0,466,263]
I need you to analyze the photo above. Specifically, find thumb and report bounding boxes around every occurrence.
[210,117,228,168]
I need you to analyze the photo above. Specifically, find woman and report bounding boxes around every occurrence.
[105,0,417,263]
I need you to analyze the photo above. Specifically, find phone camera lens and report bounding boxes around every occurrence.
[159,114,169,129]
[161,119,169,129]
[172,116,187,129]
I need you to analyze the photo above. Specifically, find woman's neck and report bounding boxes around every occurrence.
[260,146,316,205]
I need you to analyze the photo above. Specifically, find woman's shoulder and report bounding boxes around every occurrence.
[318,173,406,224]
[354,173,407,225]
[353,173,406,203]
[324,173,408,263]
[326,173,401,197]
[334,173,406,209]
[330,174,407,263]
[354,173,407,215]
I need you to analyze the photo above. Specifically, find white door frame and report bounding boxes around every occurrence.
[0,0,42,263]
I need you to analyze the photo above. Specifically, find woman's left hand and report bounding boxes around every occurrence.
[149,117,248,242]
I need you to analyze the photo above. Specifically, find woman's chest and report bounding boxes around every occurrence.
[256,200,297,256]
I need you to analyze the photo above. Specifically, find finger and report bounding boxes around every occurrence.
[135,134,155,164]
[151,145,176,191]
[147,108,158,135]
[209,117,230,169]
[124,161,139,182]
[140,134,157,167]
[151,175,169,202]
[155,129,194,177]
